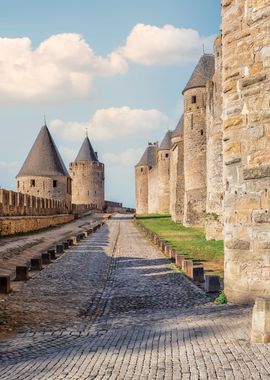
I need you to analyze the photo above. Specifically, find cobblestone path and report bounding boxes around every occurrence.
[0,216,270,379]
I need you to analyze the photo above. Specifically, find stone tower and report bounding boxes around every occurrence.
[158,131,172,214]
[170,115,184,223]
[135,143,158,214]
[222,0,270,303]
[69,136,105,210]
[183,54,215,226]
[16,124,72,211]
[205,36,224,240]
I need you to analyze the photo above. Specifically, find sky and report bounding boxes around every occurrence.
[0,0,221,207]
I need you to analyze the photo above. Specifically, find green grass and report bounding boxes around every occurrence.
[136,215,224,277]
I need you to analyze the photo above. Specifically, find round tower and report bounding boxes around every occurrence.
[135,143,158,215]
[183,54,215,226]
[170,115,184,223]
[158,131,172,214]
[16,124,72,211]
[69,137,105,210]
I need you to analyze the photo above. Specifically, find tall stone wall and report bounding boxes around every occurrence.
[222,0,270,303]
[183,87,207,226]
[0,188,68,216]
[206,36,224,240]
[158,150,171,214]
[135,166,149,214]
[16,175,72,212]
[170,136,185,223]
[70,161,105,210]
[148,165,159,214]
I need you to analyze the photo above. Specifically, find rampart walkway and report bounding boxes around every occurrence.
[0,215,269,379]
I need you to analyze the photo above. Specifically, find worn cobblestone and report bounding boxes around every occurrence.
[0,216,269,379]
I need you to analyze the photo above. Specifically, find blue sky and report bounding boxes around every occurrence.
[0,0,221,207]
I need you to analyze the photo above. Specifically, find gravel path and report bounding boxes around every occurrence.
[0,215,269,379]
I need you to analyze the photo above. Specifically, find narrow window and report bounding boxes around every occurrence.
[191,114,193,129]
[30,179,35,187]
[165,153,169,158]
[53,180,57,188]
[17,181,20,188]
[201,129,204,136]
[192,95,197,104]
[141,168,143,173]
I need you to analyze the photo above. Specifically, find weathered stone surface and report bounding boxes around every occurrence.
[251,297,270,343]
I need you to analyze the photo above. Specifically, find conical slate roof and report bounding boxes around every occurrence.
[75,137,99,162]
[17,125,69,177]
[136,144,158,167]
[159,131,172,151]
[172,115,184,138]
[183,54,215,94]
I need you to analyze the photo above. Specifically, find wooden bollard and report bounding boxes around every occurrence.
[175,255,185,268]
[183,260,194,278]
[62,241,69,250]
[30,257,42,271]
[205,275,221,292]
[66,238,74,247]
[193,266,205,283]
[56,244,64,254]
[48,248,56,260]
[170,249,176,260]
[0,276,11,294]
[41,252,51,265]
[16,266,29,281]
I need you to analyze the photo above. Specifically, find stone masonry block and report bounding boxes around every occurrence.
[16,266,29,281]
[251,297,270,343]
[0,275,11,293]
[205,275,221,293]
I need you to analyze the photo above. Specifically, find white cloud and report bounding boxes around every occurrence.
[0,25,215,102]
[58,146,76,162]
[0,34,127,102]
[50,106,171,142]
[102,148,144,168]
[120,23,215,65]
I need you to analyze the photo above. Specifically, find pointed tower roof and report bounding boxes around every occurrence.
[182,54,215,94]
[159,131,172,151]
[172,115,184,138]
[136,143,158,167]
[17,125,69,178]
[75,137,99,162]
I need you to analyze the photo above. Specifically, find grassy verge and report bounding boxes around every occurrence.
[136,215,224,278]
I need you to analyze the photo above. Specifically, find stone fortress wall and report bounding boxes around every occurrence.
[205,36,224,240]
[135,0,270,304]
[222,0,270,304]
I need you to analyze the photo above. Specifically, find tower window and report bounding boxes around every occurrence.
[141,168,143,173]
[192,96,197,104]
[30,179,35,187]
[17,181,20,188]
[165,153,169,158]
[201,129,204,136]
[53,180,57,188]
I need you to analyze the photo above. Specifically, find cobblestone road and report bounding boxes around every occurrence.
[0,215,270,379]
